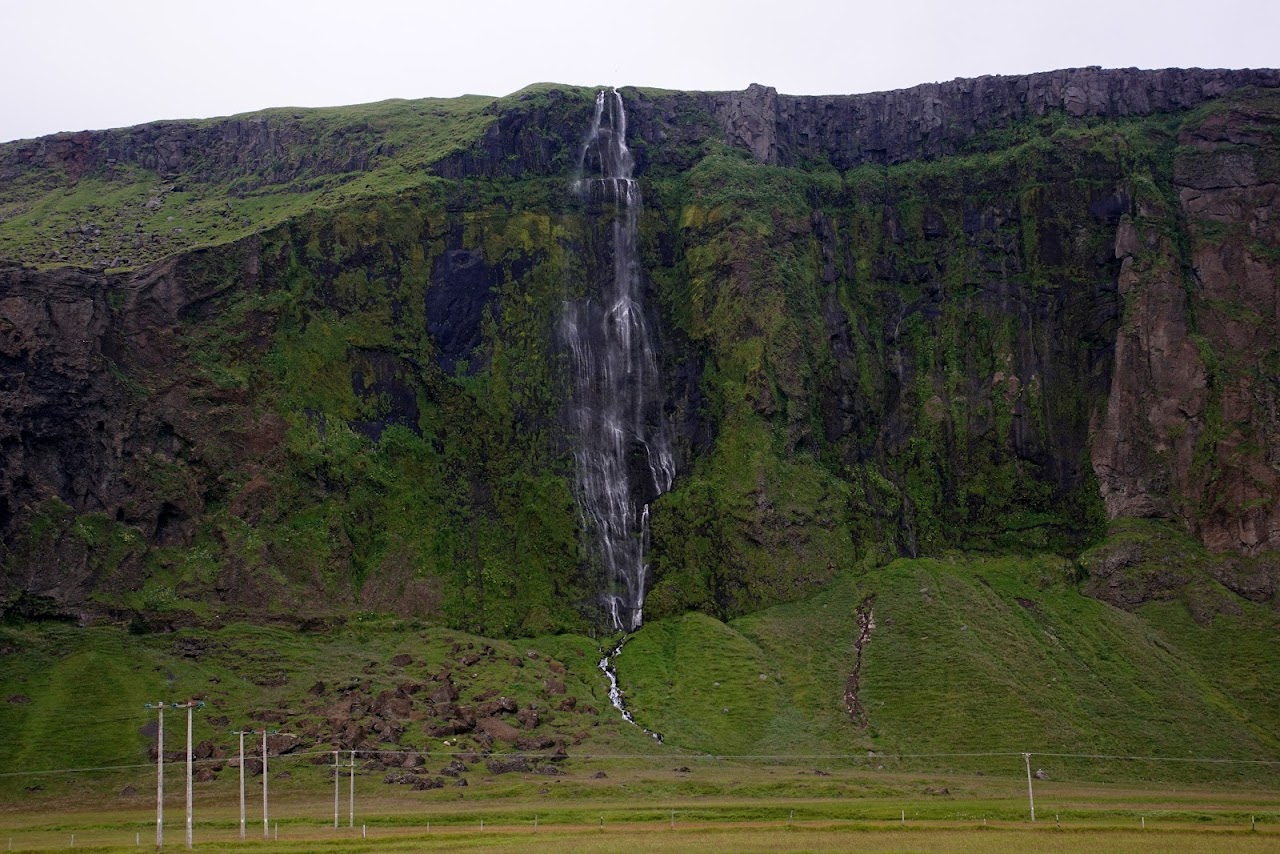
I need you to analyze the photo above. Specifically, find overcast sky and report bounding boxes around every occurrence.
[2,0,1277,142]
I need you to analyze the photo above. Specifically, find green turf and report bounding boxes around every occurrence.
[615,554,1280,783]
[0,87,596,270]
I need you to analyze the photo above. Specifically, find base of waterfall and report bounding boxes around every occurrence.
[598,634,663,742]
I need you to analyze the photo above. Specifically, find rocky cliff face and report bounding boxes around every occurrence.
[1,69,1277,630]
[1093,94,1280,556]
[0,244,285,611]
[706,67,1280,168]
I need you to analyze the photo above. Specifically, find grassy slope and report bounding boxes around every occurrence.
[0,85,590,270]
[617,553,1280,783]
[0,618,647,800]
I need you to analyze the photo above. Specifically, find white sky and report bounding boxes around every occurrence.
[2,0,1277,142]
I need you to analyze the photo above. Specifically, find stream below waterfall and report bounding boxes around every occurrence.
[599,635,662,741]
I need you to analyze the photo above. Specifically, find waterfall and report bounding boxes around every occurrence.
[562,89,675,631]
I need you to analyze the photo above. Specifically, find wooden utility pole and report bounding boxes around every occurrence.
[1023,752,1036,822]
[232,730,253,840]
[172,701,203,850]
[262,730,269,840]
[144,703,166,849]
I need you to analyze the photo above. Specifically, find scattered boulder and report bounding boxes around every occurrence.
[412,777,445,790]
[307,681,326,696]
[478,696,518,716]
[557,696,577,712]
[429,681,458,705]
[486,756,530,775]
[535,765,561,776]
[390,653,413,667]
[476,717,522,743]
[194,768,217,783]
[335,724,368,749]
[120,785,137,797]
[544,678,566,695]
[1035,769,1049,780]
[592,771,608,779]
[428,719,472,737]
[515,736,556,751]
[923,786,950,796]
[516,708,539,730]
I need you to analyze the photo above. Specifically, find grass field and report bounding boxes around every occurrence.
[2,551,1277,851]
[0,762,1276,852]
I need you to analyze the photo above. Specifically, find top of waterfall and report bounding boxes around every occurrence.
[576,89,633,183]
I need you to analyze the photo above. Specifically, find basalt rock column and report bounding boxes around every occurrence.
[562,90,675,631]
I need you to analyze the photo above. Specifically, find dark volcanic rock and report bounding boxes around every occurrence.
[485,755,529,775]
[707,68,1280,169]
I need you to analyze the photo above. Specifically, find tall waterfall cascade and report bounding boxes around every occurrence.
[562,89,675,631]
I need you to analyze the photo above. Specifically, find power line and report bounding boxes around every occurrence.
[3,748,1279,778]
[1032,752,1280,765]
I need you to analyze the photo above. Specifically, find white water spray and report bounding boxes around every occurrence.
[562,89,675,631]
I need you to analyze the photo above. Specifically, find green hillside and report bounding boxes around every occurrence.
[0,84,588,270]
[618,544,1280,783]
[2,537,1276,799]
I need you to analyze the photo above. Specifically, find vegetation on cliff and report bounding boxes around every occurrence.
[1,72,1277,641]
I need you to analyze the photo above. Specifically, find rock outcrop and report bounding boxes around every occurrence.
[706,67,1280,168]
[1093,95,1280,555]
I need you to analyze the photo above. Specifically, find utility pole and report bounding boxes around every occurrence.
[349,750,355,828]
[262,730,269,840]
[144,703,166,849]
[1023,752,1036,823]
[172,701,203,850]
[333,751,339,829]
[232,730,252,840]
